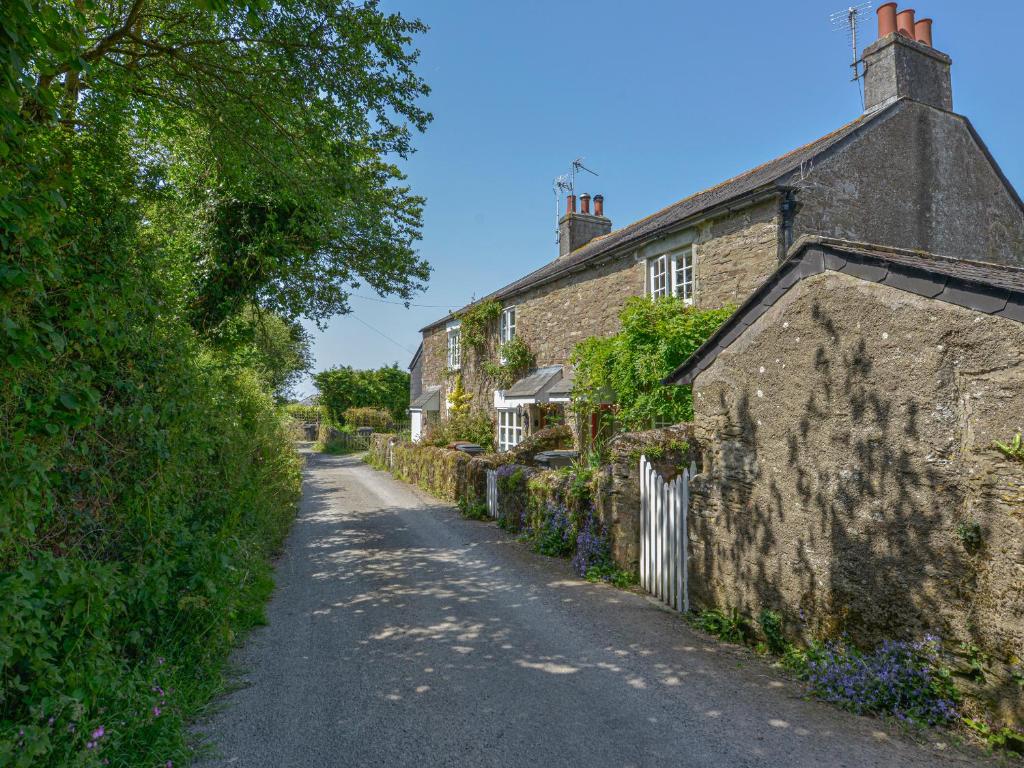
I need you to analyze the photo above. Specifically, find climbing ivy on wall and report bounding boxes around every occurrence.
[483,336,535,389]
[458,299,502,349]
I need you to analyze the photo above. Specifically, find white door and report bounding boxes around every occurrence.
[410,410,424,442]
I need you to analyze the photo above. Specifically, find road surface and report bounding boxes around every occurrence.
[195,449,980,767]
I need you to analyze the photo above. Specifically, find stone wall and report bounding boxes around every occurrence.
[693,198,780,310]
[688,270,1024,725]
[602,425,696,569]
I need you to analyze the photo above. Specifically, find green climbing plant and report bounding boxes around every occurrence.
[458,299,502,349]
[483,336,535,389]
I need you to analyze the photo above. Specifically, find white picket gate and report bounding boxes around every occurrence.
[485,469,499,519]
[639,455,694,612]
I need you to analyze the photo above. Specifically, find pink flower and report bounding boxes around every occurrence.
[91,726,105,740]
[152,706,162,717]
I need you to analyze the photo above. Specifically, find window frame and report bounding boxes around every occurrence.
[674,245,695,305]
[497,409,524,452]
[446,323,461,370]
[649,254,669,299]
[647,246,696,305]
[499,306,516,345]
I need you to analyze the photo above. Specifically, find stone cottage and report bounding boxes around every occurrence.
[664,235,1024,725]
[411,11,1024,449]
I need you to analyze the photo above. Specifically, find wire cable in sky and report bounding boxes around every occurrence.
[352,293,453,309]
[350,314,418,356]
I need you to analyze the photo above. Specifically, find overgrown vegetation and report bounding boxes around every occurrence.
[1,1,430,764]
[342,407,393,431]
[423,411,495,450]
[521,467,635,586]
[285,403,323,423]
[793,637,959,726]
[314,365,411,424]
[457,495,490,521]
[458,299,502,349]
[691,608,974,731]
[571,296,733,430]
[483,336,535,389]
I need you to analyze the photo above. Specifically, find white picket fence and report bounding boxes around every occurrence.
[639,455,694,613]
[485,469,499,519]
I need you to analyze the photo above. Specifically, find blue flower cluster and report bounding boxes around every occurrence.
[571,511,610,578]
[803,635,958,725]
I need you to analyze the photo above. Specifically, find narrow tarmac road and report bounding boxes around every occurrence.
[195,449,980,767]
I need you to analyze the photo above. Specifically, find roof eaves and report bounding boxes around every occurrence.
[421,102,902,335]
[663,236,1024,386]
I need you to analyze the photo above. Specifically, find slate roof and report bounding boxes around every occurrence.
[422,102,899,332]
[504,365,563,399]
[409,385,441,411]
[547,369,574,398]
[664,237,1024,386]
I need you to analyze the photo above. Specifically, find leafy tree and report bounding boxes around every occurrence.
[0,1,431,763]
[571,297,733,430]
[314,364,411,422]
[211,305,314,400]
[12,0,432,331]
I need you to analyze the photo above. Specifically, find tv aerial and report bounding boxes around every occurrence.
[830,3,873,105]
[552,157,599,242]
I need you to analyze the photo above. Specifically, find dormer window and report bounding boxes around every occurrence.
[446,322,461,370]
[647,246,695,305]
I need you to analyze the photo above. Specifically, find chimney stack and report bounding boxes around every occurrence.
[863,4,951,113]
[558,192,611,258]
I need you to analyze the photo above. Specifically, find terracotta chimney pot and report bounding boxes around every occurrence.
[897,8,916,38]
[593,194,604,217]
[580,192,591,215]
[876,2,898,38]
[915,18,933,47]
[566,194,577,215]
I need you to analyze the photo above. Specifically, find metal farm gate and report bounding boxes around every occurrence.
[639,455,694,613]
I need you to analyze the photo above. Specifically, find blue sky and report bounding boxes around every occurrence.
[297,0,1024,398]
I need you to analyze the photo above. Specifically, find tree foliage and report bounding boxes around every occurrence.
[314,364,410,423]
[210,306,314,401]
[1,0,430,763]
[571,297,733,431]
